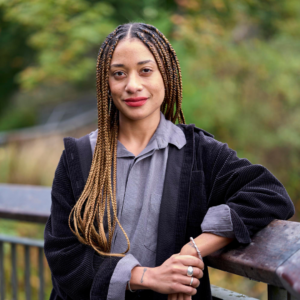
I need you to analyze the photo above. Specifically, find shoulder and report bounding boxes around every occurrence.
[63,132,93,153]
[63,130,95,161]
[176,123,213,139]
[61,131,94,185]
[176,123,224,150]
[177,124,235,172]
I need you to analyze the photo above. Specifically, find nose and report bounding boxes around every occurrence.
[125,72,142,94]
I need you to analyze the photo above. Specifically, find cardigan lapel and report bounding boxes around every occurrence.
[174,124,195,253]
[155,144,184,267]
[155,124,195,266]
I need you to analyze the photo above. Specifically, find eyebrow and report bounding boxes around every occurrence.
[110,59,155,68]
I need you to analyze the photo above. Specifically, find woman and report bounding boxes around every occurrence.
[44,23,295,300]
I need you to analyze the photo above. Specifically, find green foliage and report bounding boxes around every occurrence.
[171,0,300,219]
[0,0,115,90]
[0,0,176,95]
[0,105,36,131]
[0,1,300,298]
[0,0,299,214]
[0,8,35,113]
[0,0,299,218]
[0,0,176,117]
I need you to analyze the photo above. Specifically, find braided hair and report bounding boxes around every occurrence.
[69,23,185,257]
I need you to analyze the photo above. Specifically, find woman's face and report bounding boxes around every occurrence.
[108,38,165,122]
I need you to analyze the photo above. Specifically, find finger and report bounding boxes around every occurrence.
[168,294,176,300]
[171,253,181,258]
[200,260,205,271]
[183,294,192,300]
[178,285,197,296]
[174,255,204,269]
[177,275,200,288]
[177,293,184,300]
[181,293,187,300]
[175,265,203,279]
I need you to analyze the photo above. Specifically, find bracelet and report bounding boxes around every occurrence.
[127,281,136,293]
[190,237,203,261]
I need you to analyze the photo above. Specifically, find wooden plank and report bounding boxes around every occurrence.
[276,249,300,299]
[0,184,51,223]
[206,220,300,296]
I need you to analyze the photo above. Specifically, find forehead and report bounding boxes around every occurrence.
[111,38,156,64]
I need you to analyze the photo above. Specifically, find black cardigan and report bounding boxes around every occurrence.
[44,124,295,300]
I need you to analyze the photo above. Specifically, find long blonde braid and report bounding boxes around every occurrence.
[69,23,185,257]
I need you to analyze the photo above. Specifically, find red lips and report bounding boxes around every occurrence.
[124,97,148,107]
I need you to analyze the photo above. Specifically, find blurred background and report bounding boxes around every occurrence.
[0,0,299,299]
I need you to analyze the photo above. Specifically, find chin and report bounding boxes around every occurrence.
[120,107,160,122]
[124,111,150,121]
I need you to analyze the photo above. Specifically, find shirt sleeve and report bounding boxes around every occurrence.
[201,204,235,238]
[107,254,141,300]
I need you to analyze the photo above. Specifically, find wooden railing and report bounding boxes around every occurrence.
[0,183,299,300]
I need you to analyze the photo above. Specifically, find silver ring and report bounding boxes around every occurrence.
[189,277,194,286]
[187,266,193,277]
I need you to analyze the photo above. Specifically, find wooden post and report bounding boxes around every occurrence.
[268,285,287,300]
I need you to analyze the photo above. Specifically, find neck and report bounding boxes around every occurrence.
[118,110,161,156]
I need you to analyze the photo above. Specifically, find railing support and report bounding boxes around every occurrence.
[11,243,18,300]
[268,285,288,300]
[38,248,44,300]
[287,292,298,300]
[0,242,4,300]
[24,245,31,300]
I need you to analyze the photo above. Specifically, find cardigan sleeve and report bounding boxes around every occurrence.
[44,151,122,300]
[199,132,295,244]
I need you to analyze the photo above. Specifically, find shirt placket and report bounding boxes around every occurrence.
[110,149,156,253]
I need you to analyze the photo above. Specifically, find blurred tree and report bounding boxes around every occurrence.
[0,0,115,91]
[0,0,176,116]
[0,0,179,92]
[170,0,300,219]
[0,8,35,113]
[1,2,300,297]
[102,0,177,24]
[0,0,299,219]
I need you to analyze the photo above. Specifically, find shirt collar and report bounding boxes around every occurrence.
[117,112,186,158]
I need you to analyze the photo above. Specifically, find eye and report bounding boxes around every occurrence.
[113,71,125,77]
[141,68,153,75]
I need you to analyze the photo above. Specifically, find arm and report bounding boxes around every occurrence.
[173,132,295,300]
[180,233,234,258]
[44,151,122,300]
[180,132,295,259]
[128,254,204,294]
[174,233,233,300]
[200,133,295,243]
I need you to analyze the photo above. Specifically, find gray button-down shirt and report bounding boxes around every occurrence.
[89,113,234,300]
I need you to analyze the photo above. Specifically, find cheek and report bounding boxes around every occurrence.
[151,74,165,102]
[109,78,122,97]
[157,86,165,103]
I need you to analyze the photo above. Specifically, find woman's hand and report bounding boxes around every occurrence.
[147,254,204,297]
[166,243,205,300]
